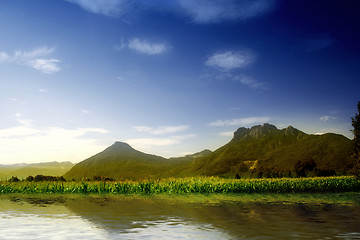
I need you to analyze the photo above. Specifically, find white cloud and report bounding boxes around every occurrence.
[0,119,108,164]
[38,89,49,93]
[9,98,23,103]
[218,131,234,137]
[125,134,196,150]
[205,51,255,71]
[0,46,61,74]
[23,58,61,74]
[209,116,271,127]
[178,0,275,23]
[15,114,32,127]
[128,126,196,152]
[128,38,168,55]
[202,73,266,89]
[172,134,197,140]
[125,138,179,149]
[0,52,10,62]
[237,75,266,89]
[66,0,275,23]
[320,115,336,122]
[81,109,91,114]
[16,46,55,60]
[66,0,132,17]
[133,125,189,135]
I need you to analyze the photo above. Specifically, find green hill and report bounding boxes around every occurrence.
[64,142,211,180]
[189,124,353,177]
[63,124,354,180]
[64,142,175,180]
[0,161,74,180]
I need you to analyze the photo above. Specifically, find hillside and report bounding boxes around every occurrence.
[63,124,354,180]
[189,124,353,177]
[64,142,176,180]
[64,142,211,180]
[0,161,74,180]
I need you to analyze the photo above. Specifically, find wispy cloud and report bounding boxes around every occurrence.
[23,58,61,74]
[178,0,275,23]
[66,0,275,24]
[125,138,179,149]
[125,134,197,150]
[218,131,234,137]
[65,0,133,18]
[320,115,336,122]
[202,73,266,89]
[127,38,168,55]
[203,50,266,89]
[237,75,266,89]
[38,89,49,93]
[81,109,92,114]
[205,51,255,71]
[129,124,195,150]
[209,116,271,127]
[133,125,189,135]
[0,46,61,74]
[172,133,198,140]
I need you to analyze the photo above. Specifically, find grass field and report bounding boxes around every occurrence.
[1,176,360,194]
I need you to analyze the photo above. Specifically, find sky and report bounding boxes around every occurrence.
[1,0,360,164]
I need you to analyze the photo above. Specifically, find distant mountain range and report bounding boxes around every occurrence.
[0,161,74,180]
[64,124,354,180]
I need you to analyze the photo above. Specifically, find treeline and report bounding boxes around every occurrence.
[248,158,338,179]
[8,175,66,182]
[6,175,115,182]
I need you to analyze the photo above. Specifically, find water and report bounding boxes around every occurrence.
[1,194,360,239]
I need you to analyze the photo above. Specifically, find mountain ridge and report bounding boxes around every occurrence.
[189,124,352,177]
[63,123,354,180]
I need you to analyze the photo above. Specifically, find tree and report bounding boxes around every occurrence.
[351,101,360,177]
[8,176,20,182]
[294,158,316,177]
[26,175,34,182]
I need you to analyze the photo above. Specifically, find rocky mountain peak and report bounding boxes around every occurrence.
[233,127,250,140]
[232,123,279,140]
[248,123,278,137]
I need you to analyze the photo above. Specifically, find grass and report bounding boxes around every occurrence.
[1,176,360,194]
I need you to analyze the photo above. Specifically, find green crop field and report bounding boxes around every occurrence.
[1,176,360,194]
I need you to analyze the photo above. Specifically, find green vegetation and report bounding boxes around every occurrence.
[63,124,354,181]
[63,142,174,180]
[0,161,74,180]
[190,124,353,178]
[1,176,359,194]
[351,101,360,177]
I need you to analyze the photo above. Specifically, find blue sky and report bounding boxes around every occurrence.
[1,0,359,164]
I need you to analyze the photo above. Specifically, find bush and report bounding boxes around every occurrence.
[26,176,34,182]
[8,176,20,182]
[34,175,66,182]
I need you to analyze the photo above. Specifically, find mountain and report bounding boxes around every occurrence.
[189,124,353,177]
[0,161,74,180]
[63,124,354,180]
[64,142,212,180]
[64,142,173,180]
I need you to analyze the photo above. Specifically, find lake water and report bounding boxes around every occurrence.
[0,193,360,239]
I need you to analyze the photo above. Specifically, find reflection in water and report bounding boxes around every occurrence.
[0,194,360,239]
